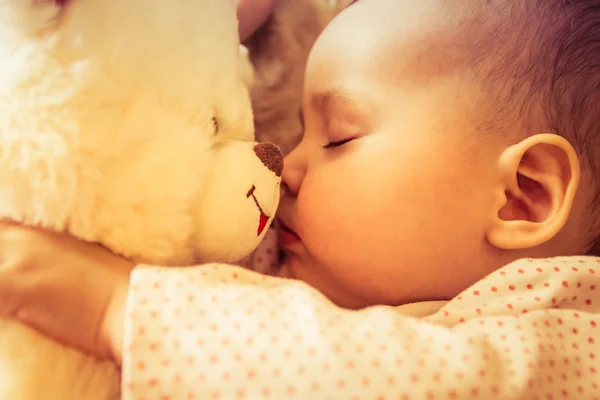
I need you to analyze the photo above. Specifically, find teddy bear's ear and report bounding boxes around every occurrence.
[0,0,62,37]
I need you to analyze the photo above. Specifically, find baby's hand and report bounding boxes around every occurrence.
[0,221,133,364]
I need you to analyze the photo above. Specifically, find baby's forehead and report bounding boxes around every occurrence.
[317,0,485,88]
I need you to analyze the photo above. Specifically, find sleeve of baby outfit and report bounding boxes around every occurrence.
[121,257,600,400]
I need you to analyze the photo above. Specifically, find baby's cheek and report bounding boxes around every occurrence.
[299,170,377,248]
[294,183,410,306]
[298,194,364,263]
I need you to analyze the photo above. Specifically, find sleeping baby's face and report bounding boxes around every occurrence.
[275,0,589,308]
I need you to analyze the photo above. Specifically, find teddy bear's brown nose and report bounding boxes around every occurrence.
[254,143,283,177]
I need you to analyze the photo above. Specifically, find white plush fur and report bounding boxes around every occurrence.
[245,0,354,155]
[0,0,282,399]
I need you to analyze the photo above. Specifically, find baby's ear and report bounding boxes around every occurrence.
[487,134,580,249]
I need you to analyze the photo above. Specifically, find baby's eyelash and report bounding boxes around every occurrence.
[323,138,353,149]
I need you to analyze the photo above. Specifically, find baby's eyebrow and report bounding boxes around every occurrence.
[310,89,373,128]
[310,89,370,119]
[311,90,354,114]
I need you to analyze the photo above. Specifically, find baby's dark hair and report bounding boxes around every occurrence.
[466,0,600,253]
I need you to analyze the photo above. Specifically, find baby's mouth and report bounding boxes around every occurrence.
[246,185,269,236]
[277,218,295,235]
[276,217,300,248]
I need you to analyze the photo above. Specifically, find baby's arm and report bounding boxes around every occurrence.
[0,222,595,399]
[122,258,600,400]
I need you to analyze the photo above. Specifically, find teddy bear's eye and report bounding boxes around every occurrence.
[211,117,219,136]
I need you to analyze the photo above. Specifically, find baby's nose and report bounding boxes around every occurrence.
[254,143,283,177]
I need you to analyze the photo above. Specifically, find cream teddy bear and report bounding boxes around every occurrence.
[0,0,282,399]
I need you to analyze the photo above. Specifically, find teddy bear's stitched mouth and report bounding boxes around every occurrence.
[246,185,270,236]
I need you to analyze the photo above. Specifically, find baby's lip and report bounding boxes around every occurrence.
[276,217,301,248]
[276,217,295,234]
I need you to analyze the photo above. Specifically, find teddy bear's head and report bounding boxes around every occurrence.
[0,0,283,265]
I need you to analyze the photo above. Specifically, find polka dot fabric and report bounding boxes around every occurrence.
[237,228,280,277]
[121,257,600,400]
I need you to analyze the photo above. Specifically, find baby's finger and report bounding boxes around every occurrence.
[0,224,40,270]
[0,225,53,315]
[0,265,27,318]
[0,218,22,226]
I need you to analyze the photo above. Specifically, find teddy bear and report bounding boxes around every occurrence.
[0,0,282,399]
[242,0,355,155]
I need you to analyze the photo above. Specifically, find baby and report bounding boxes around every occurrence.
[267,0,600,310]
[1,0,599,398]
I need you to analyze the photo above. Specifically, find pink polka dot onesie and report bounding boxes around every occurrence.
[121,228,600,399]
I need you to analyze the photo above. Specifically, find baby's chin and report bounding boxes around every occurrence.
[277,258,294,278]
[279,255,355,307]
[279,251,300,278]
